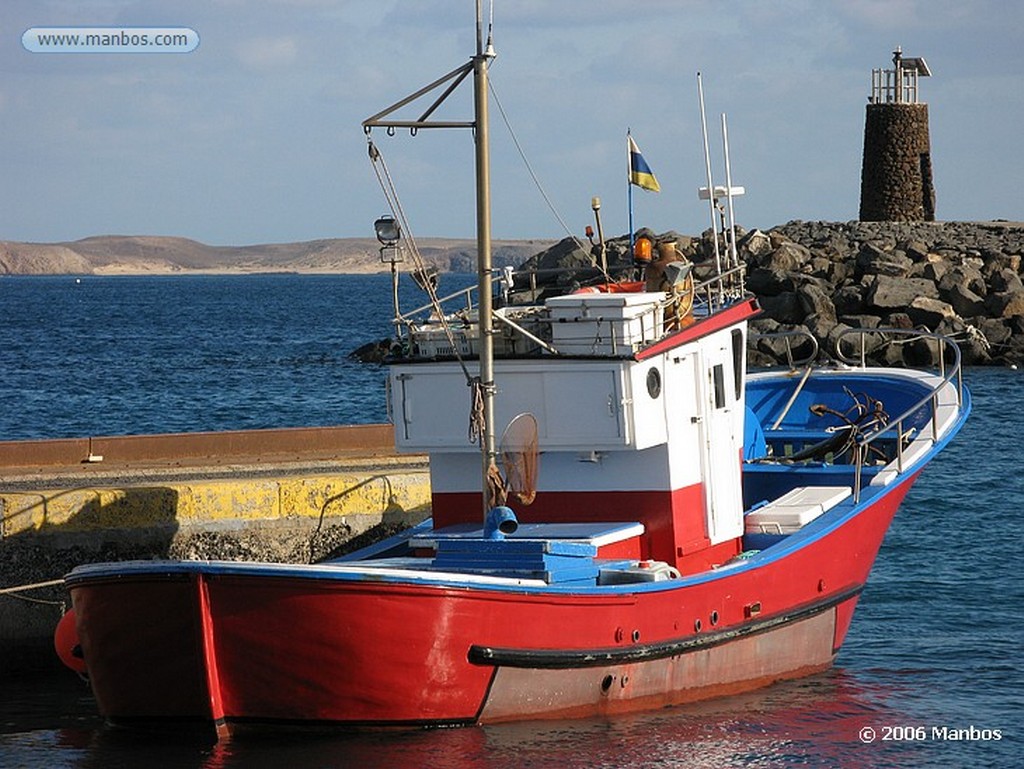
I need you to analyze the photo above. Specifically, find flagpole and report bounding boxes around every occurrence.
[627,131,635,262]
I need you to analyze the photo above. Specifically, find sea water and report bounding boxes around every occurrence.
[0,273,467,440]
[0,275,1021,767]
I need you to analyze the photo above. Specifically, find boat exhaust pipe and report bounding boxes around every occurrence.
[484,506,519,539]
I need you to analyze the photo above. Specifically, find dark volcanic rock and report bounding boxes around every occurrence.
[856,243,913,278]
[987,289,1024,318]
[760,220,1024,366]
[747,268,797,297]
[349,338,393,363]
[946,283,987,318]
[866,275,939,312]
[906,297,956,329]
[759,291,804,324]
[796,282,837,322]
[833,284,867,316]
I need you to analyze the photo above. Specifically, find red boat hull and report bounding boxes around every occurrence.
[69,478,911,729]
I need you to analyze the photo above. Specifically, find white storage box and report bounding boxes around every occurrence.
[411,306,551,358]
[412,326,476,357]
[545,292,665,355]
[744,485,852,535]
[598,560,678,585]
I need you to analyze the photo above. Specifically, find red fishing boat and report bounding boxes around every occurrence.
[60,4,968,733]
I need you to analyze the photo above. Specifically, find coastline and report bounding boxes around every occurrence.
[0,235,555,277]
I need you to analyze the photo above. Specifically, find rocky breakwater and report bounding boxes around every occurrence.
[519,221,1024,367]
[747,220,1024,367]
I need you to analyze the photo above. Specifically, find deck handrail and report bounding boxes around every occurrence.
[399,283,479,324]
[400,291,676,358]
[835,327,964,501]
[395,263,747,357]
[747,327,820,369]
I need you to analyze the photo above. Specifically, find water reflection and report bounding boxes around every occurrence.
[2,667,950,769]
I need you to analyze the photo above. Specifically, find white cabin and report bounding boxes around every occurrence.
[389,292,759,572]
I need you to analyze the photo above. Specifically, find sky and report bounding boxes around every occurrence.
[1,0,1022,246]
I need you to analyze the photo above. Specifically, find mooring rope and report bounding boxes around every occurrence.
[0,578,66,610]
[0,578,64,595]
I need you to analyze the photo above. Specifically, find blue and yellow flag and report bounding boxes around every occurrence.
[628,134,660,192]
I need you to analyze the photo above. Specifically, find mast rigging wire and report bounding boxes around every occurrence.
[367,138,473,385]
[487,80,611,282]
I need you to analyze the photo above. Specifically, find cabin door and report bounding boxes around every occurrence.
[694,342,743,543]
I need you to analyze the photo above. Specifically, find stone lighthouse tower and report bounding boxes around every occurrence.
[859,47,934,221]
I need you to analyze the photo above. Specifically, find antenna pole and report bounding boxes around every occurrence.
[476,0,484,55]
[721,113,739,276]
[697,72,723,302]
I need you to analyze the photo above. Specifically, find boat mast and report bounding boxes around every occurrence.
[473,2,498,519]
[362,3,498,521]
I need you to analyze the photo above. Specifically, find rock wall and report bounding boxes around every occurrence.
[859,103,935,222]
[518,220,1024,367]
[745,220,1024,366]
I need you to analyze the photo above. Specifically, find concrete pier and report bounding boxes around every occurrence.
[0,425,430,679]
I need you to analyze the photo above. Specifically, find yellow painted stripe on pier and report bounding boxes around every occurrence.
[0,470,431,538]
[278,473,428,520]
[175,480,283,523]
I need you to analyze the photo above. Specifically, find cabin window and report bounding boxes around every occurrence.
[646,367,661,399]
[731,329,744,401]
[712,364,727,409]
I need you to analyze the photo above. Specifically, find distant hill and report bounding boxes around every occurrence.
[0,235,555,275]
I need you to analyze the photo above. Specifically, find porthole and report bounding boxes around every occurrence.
[646,367,662,399]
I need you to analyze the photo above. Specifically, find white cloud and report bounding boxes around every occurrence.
[233,36,298,70]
